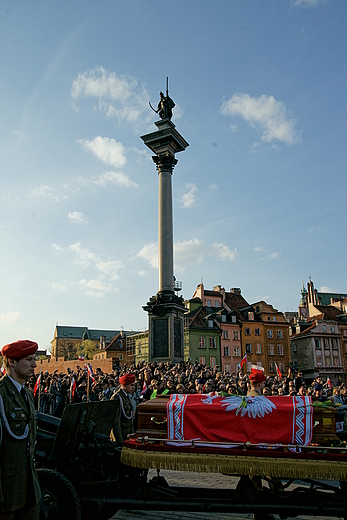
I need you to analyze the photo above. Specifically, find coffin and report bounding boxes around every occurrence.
[136,395,339,445]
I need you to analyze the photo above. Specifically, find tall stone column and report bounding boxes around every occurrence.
[141,117,188,363]
[153,153,177,293]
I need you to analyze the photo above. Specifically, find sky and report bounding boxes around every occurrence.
[1,0,346,351]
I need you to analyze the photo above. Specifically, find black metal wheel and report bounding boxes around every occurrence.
[38,469,81,520]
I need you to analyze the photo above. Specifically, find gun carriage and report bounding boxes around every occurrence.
[35,395,347,520]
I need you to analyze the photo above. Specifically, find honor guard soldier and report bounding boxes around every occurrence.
[0,340,41,520]
[110,373,136,445]
[247,366,266,396]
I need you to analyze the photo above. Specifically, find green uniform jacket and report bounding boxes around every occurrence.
[0,376,41,512]
[110,388,134,444]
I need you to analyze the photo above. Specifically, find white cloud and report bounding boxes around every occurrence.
[320,286,334,293]
[210,184,218,191]
[49,282,67,292]
[292,0,322,7]
[68,211,88,224]
[79,278,114,297]
[29,185,68,202]
[52,242,123,295]
[71,66,150,126]
[254,246,281,260]
[174,239,205,269]
[181,183,197,208]
[137,242,158,269]
[211,243,238,261]
[79,136,127,168]
[94,171,139,188]
[221,93,299,145]
[0,311,21,324]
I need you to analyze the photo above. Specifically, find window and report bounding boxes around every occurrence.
[118,353,123,361]
[208,319,214,328]
[223,330,229,340]
[316,356,322,366]
[210,357,216,368]
[245,328,251,335]
[256,361,263,368]
[331,326,335,333]
[246,362,252,373]
[267,330,273,338]
[199,337,205,349]
[278,344,284,356]
[333,357,339,367]
[255,343,262,354]
[246,343,252,354]
[224,363,230,373]
[292,343,297,352]
[322,325,327,332]
[332,339,338,350]
[325,357,331,367]
[268,344,274,355]
[222,315,226,322]
[277,330,283,339]
[233,347,240,357]
[199,357,206,365]
[233,331,239,340]
[323,339,329,350]
[315,339,320,349]
[234,363,239,373]
[255,328,261,336]
[269,361,276,373]
[268,317,271,321]
[231,316,237,323]
[248,312,254,320]
[209,337,217,349]
[279,362,285,374]
[207,299,211,307]
[215,301,220,308]
[223,346,230,357]
[138,345,142,354]
[273,317,277,322]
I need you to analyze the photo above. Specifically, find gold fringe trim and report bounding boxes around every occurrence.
[121,447,347,481]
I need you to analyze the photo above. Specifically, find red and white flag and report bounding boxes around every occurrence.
[240,354,247,369]
[327,377,332,389]
[275,362,282,379]
[70,377,76,401]
[141,381,147,395]
[34,374,41,396]
[0,364,5,376]
[87,363,95,383]
[79,355,84,361]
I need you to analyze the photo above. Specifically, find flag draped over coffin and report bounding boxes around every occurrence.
[167,394,313,446]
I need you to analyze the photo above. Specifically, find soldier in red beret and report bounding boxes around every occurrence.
[110,373,136,444]
[0,340,41,519]
[247,365,266,397]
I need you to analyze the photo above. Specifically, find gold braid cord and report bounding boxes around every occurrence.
[121,447,347,481]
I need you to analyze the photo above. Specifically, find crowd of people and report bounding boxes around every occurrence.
[25,359,347,416]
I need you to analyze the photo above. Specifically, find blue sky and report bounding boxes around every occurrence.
[1,0,346,351]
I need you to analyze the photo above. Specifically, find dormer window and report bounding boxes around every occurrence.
[222,315,226,322]
[208,319,214,328]
[248,312,254,321]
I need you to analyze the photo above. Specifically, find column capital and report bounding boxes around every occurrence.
[152,153,178,174]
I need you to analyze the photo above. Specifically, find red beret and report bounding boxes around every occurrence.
[2,340,38,359]
[119,373,135,385]
[249,368,266,383]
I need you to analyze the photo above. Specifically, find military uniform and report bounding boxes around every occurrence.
[247,388,262,396]
[110,388,134,444]
[0,376,41,518]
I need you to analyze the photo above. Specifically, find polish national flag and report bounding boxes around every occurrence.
[0,364,5,376]
[70,377,76,401]
[240,354,247,369]
[327,377,333,389]
[87,363,95,383]
[34,374,41,396]
[275,362,282,379]
[141,381,147,395]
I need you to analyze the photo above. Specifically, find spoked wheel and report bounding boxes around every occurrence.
[38,469,81,520]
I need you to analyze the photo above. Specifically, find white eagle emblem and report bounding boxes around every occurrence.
[220,396,276,419]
